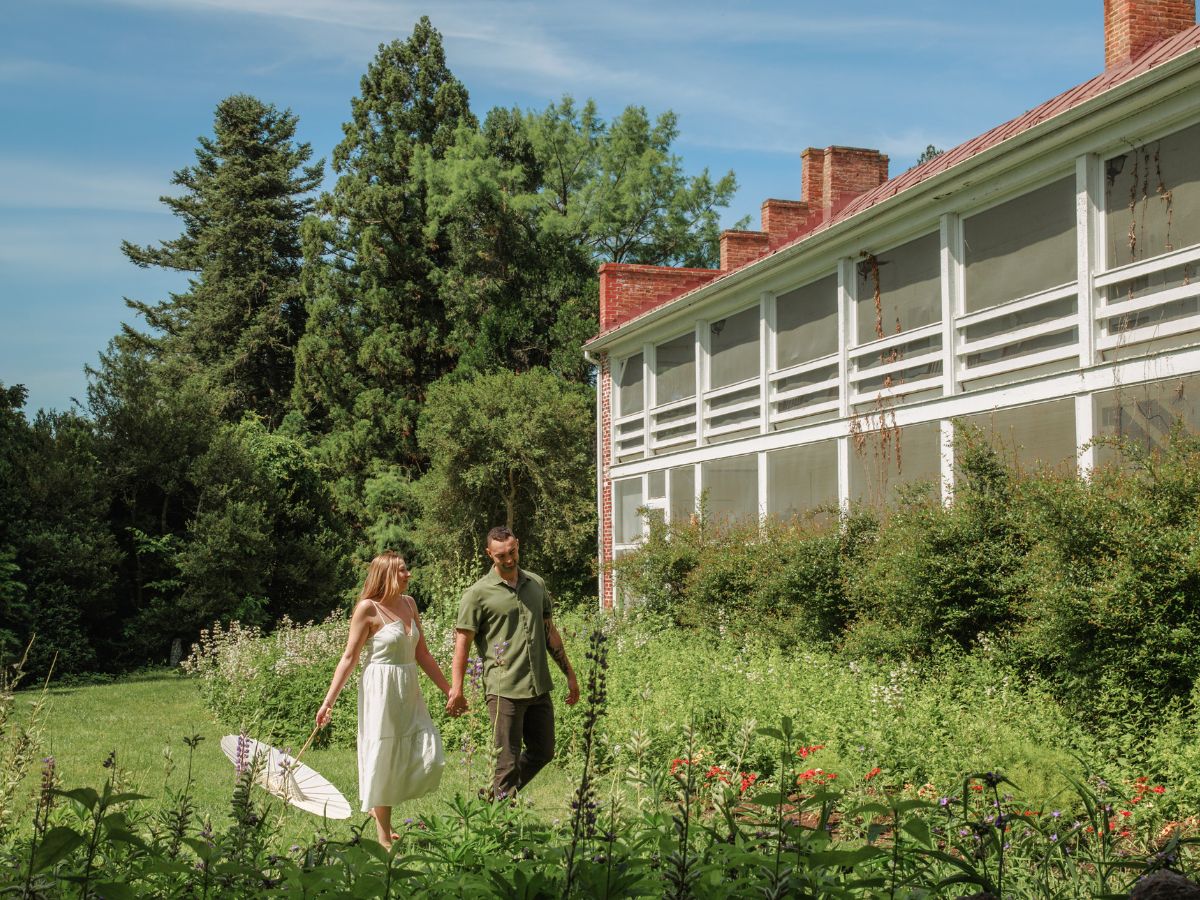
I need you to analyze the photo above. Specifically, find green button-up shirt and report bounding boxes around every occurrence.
[456,568,554,699]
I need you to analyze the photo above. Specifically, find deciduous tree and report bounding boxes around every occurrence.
[416,369,596,600]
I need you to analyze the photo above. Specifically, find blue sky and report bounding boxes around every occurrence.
[1,0,1105,414]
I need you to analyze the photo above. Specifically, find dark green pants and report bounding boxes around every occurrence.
[486,692,555,798]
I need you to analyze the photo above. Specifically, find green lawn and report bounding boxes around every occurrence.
[13,671,576,846]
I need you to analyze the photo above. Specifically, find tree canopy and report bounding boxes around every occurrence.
[2,14,744,671]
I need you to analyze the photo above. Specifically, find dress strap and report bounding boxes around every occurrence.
[371,599,401,625]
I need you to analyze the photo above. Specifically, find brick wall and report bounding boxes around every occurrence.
[1105,0,1196,67]
[598,262,721,331]
[598,354,614,610]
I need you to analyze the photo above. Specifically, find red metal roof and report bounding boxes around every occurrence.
[590,25,1200,342]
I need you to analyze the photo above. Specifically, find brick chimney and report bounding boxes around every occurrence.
[802,146,890,220]
[1105,0,1196,68]
[761,198,812,247]
[598,263,721,330]
[719,229,771,271]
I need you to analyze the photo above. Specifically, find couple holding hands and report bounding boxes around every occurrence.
[316,527,579,845]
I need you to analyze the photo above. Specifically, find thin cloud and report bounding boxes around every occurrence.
[0,159,173,214]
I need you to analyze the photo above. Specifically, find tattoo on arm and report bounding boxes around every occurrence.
[544,611,571,675]
[548,641,570,675]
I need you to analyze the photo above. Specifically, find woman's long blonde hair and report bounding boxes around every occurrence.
[360,552,409,604]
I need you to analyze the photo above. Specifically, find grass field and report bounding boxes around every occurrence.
[12,671,576,847]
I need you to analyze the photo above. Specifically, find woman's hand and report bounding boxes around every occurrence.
[316,701,333,728]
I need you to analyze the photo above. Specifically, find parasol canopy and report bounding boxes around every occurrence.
[220,732,352,819]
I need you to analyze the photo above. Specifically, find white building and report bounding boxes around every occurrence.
[583,0,1200,609]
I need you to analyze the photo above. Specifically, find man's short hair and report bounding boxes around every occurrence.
[487,525,516,545]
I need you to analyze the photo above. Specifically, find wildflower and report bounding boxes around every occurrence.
[740,772,758,794]
[1050,833,1058,842]
[938,797,951,807]
[865,767,881,781]
[1151,785,1166,794]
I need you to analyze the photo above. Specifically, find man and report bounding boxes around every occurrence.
[447,526,579,797]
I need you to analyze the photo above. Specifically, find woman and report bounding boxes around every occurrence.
[317,552,448,846]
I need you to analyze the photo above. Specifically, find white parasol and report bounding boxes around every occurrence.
[220,728,352,819]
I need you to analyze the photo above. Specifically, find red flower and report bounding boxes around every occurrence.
[970,784,983,792]
[1119,810,1132,818]
[740,772,758,793]
[670,758,691,775]
[1151,785,1166,794]
[865,767,881,781]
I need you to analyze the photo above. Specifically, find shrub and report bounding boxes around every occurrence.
[182,616,357,749]
[1013,426,1200,720]
[842,428,1028,659]
[613,509,875,646]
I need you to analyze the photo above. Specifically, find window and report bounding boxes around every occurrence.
[849,420,941,505]
[856,232,941,344]
[647,470,666,500]
[613,478,643,544]
[963,177,1076,313]
[709,305,760,388]
[767,440,837,521]
[1105,121,1200,268]
[960,398,1077,474]
[701,454,759,522]
[668,465,695,523]
[617,352,644,416]
[1094,375,1200,466]
[654,333,696,405]
[776,274,838,368]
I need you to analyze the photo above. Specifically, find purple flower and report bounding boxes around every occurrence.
[235,733,250,775]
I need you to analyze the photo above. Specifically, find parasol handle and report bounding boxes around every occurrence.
[289,725,322,766]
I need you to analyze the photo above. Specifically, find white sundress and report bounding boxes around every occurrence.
[357,603,445,811]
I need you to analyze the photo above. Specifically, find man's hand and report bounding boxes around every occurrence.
[565,674,580,706]
[445,688,468,717]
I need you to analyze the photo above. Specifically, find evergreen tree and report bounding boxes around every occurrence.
[423,108,597,382]
[293,16,476,529]
[122,94,322,427]
[421,98,741,383]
